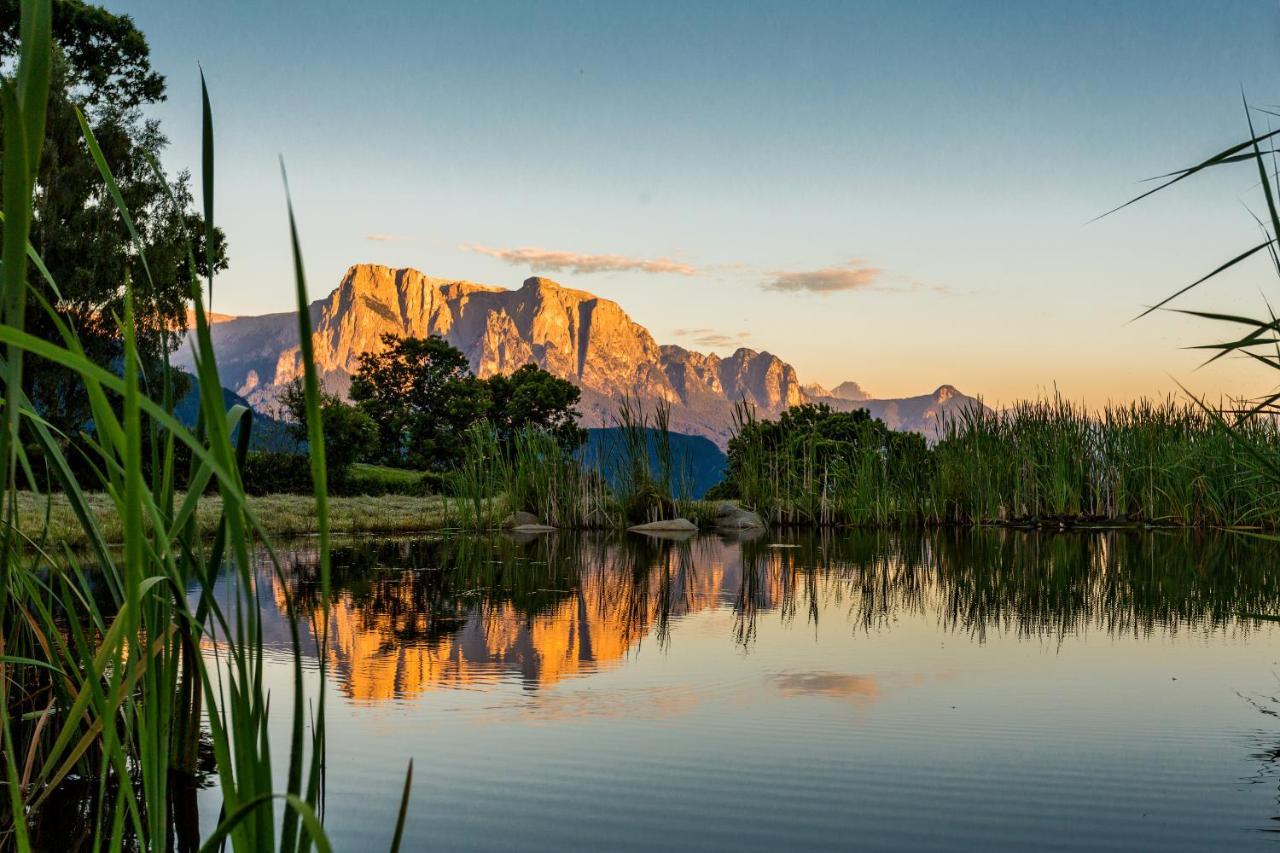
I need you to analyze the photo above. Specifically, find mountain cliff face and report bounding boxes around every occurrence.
[180,263,981,446]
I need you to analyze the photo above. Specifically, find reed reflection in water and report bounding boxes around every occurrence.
[243,529,1280,702]
[200,529,1280,849]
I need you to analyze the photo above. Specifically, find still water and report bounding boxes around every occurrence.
[212,530,1280,849]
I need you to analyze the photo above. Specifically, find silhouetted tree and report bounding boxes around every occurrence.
[349,334,583,469]
[0,0,227,437]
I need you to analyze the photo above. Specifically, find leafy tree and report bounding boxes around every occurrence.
[349,334,585,470]
[350,334,490,470]
[0,0,227,438]
[280,378,377,472]
[484,363,585,452]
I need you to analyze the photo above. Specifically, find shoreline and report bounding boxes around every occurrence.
[11,491,1252,548]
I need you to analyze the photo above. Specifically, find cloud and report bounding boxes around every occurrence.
[763,262,883,294]
[770,671,882,707]
[365,233,400,242]
[672,327,750,349]
[465,244,697,276]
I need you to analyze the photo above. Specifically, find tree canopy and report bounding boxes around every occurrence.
[280,379,378,473]
[0,0,227,437]
[349,334,584,470]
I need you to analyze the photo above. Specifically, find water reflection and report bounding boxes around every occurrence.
[256,529,1280,702]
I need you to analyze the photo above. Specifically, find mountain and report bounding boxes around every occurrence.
[172,371,295,452]
[177,263,983,447]
[582,427,727,499]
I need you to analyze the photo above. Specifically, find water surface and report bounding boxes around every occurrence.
[216,530,1280,850]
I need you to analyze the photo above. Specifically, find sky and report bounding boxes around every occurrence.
[111,0,1280,405]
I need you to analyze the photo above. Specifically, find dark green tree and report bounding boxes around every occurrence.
[349,335,585,470]
[280,378,377,472]
[484,363,585,452]
[349,334,490,470]
[0,0,227,438]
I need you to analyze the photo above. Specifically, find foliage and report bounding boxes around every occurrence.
[484,362,585,451]
[0,3,416,846]
[344,462,444,496]
[0,0,163,107]
[713,396,1280,528]
[725,402,931,526]
[350,333,487,469]
[281,376,377,470]
[239,449,314,496]
[0,0,227,440]
[350,333,583,470]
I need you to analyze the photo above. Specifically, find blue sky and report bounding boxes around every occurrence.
[115,0,1280,403]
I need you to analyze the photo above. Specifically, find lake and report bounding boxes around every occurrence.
[202,529,1280,850]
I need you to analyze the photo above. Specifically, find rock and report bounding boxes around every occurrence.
[716,509,765,530]
[628,518,697,533]
[501,511,541,529]
[715,502,739,519]
[717,526,766,543]
[510,523,555,533]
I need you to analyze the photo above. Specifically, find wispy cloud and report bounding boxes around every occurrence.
[762,261,950,296]
[672,327,751,349]
[763,261,883,294]
[770,671,882,706]
[365,233,402,242]
[465,244,697,276]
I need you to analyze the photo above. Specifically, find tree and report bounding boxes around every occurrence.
[350,334,490,470]
[349,335,585,470]
[484,363,585,452]
[280,379,377,472]
[0,1,227,439]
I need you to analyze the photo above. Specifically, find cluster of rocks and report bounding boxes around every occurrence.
[503,503,765,536]
[626,502,764,536]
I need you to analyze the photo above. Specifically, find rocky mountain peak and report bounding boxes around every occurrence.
[830,380,870,402]
[178,264,982,447]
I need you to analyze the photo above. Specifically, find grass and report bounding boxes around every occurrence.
[11,490,453,546]
[931,396,1280,527]
[343,461,437,495]
[0,4,409,846]
[720,395,1280,528]
[348,462,425,488]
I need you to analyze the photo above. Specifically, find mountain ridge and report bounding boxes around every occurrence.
[177,263,983,447]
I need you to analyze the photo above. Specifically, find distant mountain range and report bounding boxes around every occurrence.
[581,427,726,499]
[177,264,983,447]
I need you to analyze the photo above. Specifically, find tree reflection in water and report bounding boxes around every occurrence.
[253,529,1280,702]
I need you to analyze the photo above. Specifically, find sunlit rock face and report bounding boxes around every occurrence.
[268,538,787,702]
[180,263,982,445]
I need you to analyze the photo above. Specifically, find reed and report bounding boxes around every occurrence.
[0,3,409,847]
[445,395,702,531]
[719,396,1280,529]
[445,423,508,530]
[503,427,609,528]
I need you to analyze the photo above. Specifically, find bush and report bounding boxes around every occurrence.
[239,454,443,498]
[335,463,443,497]
[239,451,315,496]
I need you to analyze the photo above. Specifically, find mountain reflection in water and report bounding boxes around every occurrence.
[241,530,1280,703]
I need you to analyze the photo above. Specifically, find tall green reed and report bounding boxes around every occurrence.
[0,1,410,847]
[721,396,1280,528]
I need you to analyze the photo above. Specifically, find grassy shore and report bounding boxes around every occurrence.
[13,490,453,547]
[11,490,733,547]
